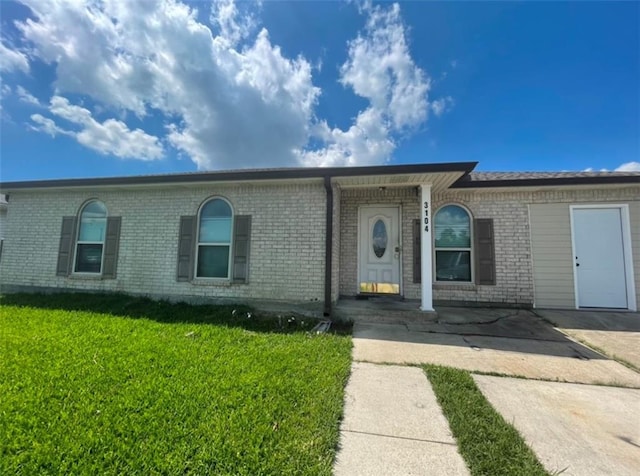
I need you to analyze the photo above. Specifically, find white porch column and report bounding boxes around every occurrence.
[420,184,434,311]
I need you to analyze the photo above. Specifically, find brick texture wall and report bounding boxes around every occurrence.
[0,183,327,304]
[3,182,637,309]
[340,185,639,307]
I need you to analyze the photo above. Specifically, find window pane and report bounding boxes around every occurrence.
[434,205,471,248]
[436,250,471,282]
[79,217,107,242]
[372,219,387,258]
[201,199,232,218]
[199,217,232,243]
[197,246,230,278]
[83,201,107,217]
[75,244,103,273]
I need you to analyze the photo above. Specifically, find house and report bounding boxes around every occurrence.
[0,162,638,314]
[0,194,7,258]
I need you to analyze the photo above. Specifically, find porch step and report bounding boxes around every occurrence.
[333,299,438,324]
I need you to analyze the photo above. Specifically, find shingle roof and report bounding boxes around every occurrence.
[468,171,640,181]
[451,170,640,188]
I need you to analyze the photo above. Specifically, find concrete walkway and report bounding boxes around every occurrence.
[333,362,469,476]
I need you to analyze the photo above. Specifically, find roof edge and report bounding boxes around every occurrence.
[0,161,478,191]
[450,175,640,189]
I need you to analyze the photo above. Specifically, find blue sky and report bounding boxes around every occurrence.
[0,0,638,182]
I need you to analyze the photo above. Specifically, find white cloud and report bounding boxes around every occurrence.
[300,2,442,166]
[431,96,454,117]
[48,96,164,160]
[16,86,41,106]
[29,96,164,160]
[0,40,29,73]
[210,0,259,47]
[30,113,70,137]
[340,2,430,131]
[13,0,445,169]
[615,161,640,172]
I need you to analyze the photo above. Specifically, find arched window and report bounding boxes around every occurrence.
[75,200,107,273]
[434,204,472,282]
[196,198,233,278]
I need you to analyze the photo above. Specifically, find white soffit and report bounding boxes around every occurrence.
[333,171,466,192]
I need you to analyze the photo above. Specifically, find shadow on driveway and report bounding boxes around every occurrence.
[348,306,640,386]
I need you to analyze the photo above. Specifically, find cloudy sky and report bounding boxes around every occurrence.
[0,0,638,181]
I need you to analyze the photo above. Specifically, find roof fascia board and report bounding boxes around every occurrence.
[0,161,478,191]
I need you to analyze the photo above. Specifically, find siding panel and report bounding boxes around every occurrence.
[529,203,575,309]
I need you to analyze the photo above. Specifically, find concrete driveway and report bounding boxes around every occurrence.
[352,307,640,387]
[474,375,640,476]
[536,309,640,369]
[337,306,640,475]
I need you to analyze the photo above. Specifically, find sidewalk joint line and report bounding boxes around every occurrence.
[343,429,458,446]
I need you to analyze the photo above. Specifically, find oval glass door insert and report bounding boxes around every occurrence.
[372,219,388,258]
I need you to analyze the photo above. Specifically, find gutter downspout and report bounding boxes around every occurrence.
[323,175,333,317]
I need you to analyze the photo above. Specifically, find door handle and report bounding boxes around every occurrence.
[576,263,580,267]
[395,246,401,253]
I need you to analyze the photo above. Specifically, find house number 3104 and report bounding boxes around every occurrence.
[423,201,429,232]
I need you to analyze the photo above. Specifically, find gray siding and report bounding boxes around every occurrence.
[628,201,640,311]
[529,204,575,308]
[530,200,640,310]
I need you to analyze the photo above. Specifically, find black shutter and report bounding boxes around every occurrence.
[102,217,121,279]
[474,218,496,285]
[413,218,421,283]
[232,215,251,283]
[56,216,77,276]
[177,216,196,281]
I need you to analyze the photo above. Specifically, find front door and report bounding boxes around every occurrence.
[359,206,401,294]
[572,207,629,309]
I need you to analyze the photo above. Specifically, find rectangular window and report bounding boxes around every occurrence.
[435,250,471,282]
[75,243,103,273]
[197,245,230,278]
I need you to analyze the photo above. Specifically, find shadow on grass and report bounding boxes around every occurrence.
[0,292,352,335]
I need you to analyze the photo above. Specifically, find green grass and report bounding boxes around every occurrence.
[424,365,550,476]
[0,293,352,475]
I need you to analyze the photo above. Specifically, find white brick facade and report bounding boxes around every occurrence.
[0,183,327,304]
[1,179,638,310]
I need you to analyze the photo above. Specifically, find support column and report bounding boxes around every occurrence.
[420,184,434,311]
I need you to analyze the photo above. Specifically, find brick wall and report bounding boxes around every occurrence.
[340,185,639,307]
[3,181,637,309]
[0,182,327,304]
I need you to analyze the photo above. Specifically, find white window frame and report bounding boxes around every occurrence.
[433,203,474,284]
[195,197,234,280]
[73,199,107,275]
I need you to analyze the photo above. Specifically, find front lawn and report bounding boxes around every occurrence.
[0,293,352,475]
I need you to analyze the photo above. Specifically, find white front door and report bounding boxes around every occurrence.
[359,206,401,294]
[572,207,628,309]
